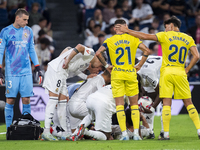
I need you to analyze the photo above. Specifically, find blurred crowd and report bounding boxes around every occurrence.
[1,0,200,83]
[74,0,200,82]
[0,0,55,83]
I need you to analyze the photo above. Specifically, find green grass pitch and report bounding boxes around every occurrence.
[0,114,200,150]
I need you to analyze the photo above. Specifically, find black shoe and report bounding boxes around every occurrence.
[147,133,155,139]
[158,132,164,140]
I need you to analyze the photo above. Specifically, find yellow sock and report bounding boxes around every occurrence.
[162,106,171,132]
[130,105,140,129]
[116,105,126,132]
[187,104,200,129]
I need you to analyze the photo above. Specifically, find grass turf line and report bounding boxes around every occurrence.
[0,114,200,150]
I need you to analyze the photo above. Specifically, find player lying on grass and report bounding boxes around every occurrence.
[68,85,153,141]
[42,44,104,141]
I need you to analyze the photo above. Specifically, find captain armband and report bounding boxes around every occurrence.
[73,48,79,54]
[142,54,149,57]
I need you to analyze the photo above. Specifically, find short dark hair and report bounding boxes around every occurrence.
[149,42,157,50]
[164,16,181,28]
[39,17,47,22]
[98,34,105,38]
[40,38,50,46]
[114,19,126,25]
[38,29,46,36]
[15,8,29,17]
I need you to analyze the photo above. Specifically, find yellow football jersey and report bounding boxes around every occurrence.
[103,33,142,80]
[156,31,196,70]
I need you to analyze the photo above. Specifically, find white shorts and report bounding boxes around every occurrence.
[68,100,88,129]
[86,95,113,133]
[43,65,68,96]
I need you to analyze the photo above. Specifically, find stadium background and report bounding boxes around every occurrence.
[0,0,200,122]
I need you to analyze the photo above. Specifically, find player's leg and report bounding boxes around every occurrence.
[162,98,172,140]
[126,80,141,140]
[41,91,58,141]
[111,80,128,140]
[183,98,200,139]
[174,73,200,139]
[159,71,174,140]
[5,98,15,129]
[5,76,19,129]
[21,97,30,114]
[57,94,68,132]
[19,74,34,115]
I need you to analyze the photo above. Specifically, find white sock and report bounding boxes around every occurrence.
[84,129,107,140]
[72,114,92,135]
[45,96,58,131]
[52,106,60,127]
[164,132,169,138]
[134,129,139,135]
[160,115,164,133]
[57,99,67,131]
[122,130,128,136]
[197,129,200,134]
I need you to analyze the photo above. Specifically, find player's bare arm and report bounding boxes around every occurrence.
[63,44,85,69]
[116,24,158,41]
[135,43,150,72]
[185,46,200,74]
[59,47,72,56]
[96,46,113,73]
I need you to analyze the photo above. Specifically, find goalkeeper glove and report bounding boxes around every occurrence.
[35,65,43,84]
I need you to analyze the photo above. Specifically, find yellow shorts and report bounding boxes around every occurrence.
[159,68,191,99]
[111,79,139,98]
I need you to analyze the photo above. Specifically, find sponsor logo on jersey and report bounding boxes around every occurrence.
[0,39,2,45]
[12,41,28,47]
[113,67,135,72]
[11,36,15,40]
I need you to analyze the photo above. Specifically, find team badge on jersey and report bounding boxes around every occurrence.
[55,88,58,92]
[0,39,2,45]
[7,89,9,94]
[24,33,28,38]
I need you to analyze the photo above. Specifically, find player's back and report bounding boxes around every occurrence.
[156,31,196,74]
[104,33,141,80]
[70,74,105,102]
[137,56,162,91]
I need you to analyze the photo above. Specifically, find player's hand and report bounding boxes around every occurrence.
[115,24,129,33]
[141,106,153,114]
[35,65,43,84]
[185,68,189,74]
[87,74,97,79]
[106,65,113,73]
[63,58,69,69]
[134,65,141,72]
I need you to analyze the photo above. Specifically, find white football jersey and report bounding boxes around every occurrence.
[91,85,116,113]
[48,46,94,77]
[137,56,162,93]
[70,74,105,103]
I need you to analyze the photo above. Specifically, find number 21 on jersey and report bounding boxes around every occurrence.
[116,47,131,65]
